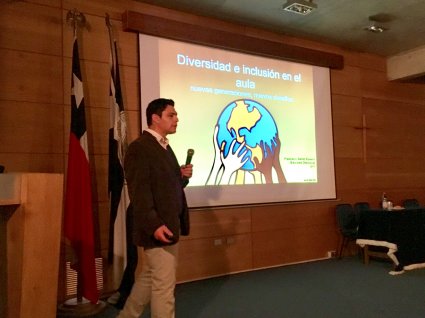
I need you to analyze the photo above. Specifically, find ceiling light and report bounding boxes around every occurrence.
[282,0,317,15]
[363,24,387,33]
[363,15,390,33]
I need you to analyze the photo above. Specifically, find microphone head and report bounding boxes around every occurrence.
[187,149,194,156]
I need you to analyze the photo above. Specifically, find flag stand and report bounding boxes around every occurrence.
[57,270,107,317]
[57,271,107,317]
[57,298,106,317]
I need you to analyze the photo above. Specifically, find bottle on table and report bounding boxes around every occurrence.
[382,192,388,210]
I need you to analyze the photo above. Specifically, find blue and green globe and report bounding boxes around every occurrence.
[216,99,279,171]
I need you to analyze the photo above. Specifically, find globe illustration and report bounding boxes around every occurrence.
[216,99,279,171]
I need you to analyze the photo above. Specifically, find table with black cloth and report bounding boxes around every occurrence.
[356,208,425,274]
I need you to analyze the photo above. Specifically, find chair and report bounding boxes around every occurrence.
[353,202,370,223]
[402,198,419,208]
[354,201,370,212]
[335,203,359,259]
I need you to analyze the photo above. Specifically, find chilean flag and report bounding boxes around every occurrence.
[64,35,99,304]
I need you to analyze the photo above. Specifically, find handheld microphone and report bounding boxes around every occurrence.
[185,149,194,165]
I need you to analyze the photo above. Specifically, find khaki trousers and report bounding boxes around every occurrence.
[117,243,179,318]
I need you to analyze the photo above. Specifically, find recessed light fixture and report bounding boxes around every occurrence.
[364,24,387,33]
[282,0,317,15]
[364,14,391,33]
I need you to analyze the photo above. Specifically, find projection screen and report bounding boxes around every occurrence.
[138,33,336,208]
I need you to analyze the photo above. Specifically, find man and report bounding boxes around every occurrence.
[118,98,192,318]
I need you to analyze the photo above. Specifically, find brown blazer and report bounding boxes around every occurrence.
[124,131,190,249]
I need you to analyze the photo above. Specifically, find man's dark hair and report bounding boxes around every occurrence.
[146,98,175,126]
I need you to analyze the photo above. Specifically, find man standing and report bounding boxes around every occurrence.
[118,98,192,318]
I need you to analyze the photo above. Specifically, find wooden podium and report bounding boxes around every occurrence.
[0,173,63,318]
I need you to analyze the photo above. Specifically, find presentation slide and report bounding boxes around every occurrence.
[139,34,336,207]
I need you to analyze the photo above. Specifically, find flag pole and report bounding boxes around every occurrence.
[66,10,88,305]
[57,8,106,317]
[105,13,116,82]
[105,12,131,292]
[105,13,116,266]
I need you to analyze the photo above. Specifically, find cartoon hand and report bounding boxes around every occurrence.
[220,139,249,184]
[212,125,221,161]
[272,137,286,183]
[253,140,274,183]
[205,125,223,185]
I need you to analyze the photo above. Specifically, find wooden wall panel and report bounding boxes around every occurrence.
[252,224,337,269]
[81,61,110,109]
[331,95,363,158]
[92,154,109,203]
[331,66,361,96]
[332,95,363,127]
[121,65,139,111]
[97,200,110,256]
[332,125,363,159]
[343,50,386,71]
[115,28,138,67]
[251,204,334,233]
[0,49,63,104]
[334,158,367,191]
[336,158,425,206]
[365,158,425,189]
[364,98,425,158]
[0,154,64,174]
[127,109,142,142]
[184,207,251,239]
[62,57,72,105]
[361,68,425,103]
[177,233,252,282]
[0,3,61,55]
[86,106,109,154]
[0,101,64,153]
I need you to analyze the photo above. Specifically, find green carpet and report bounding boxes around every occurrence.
[92,257,425,318]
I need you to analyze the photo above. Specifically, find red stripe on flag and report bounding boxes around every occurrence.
[64,133,99,303]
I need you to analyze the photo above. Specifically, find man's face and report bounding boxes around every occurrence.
[154,105,179,136]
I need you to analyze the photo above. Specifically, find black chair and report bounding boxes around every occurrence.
[335,203,359,259]
[354,201,370,211]
[353,201,370,222]
[402,198,419,208]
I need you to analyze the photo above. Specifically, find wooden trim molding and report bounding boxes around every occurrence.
[122,10,344,70]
